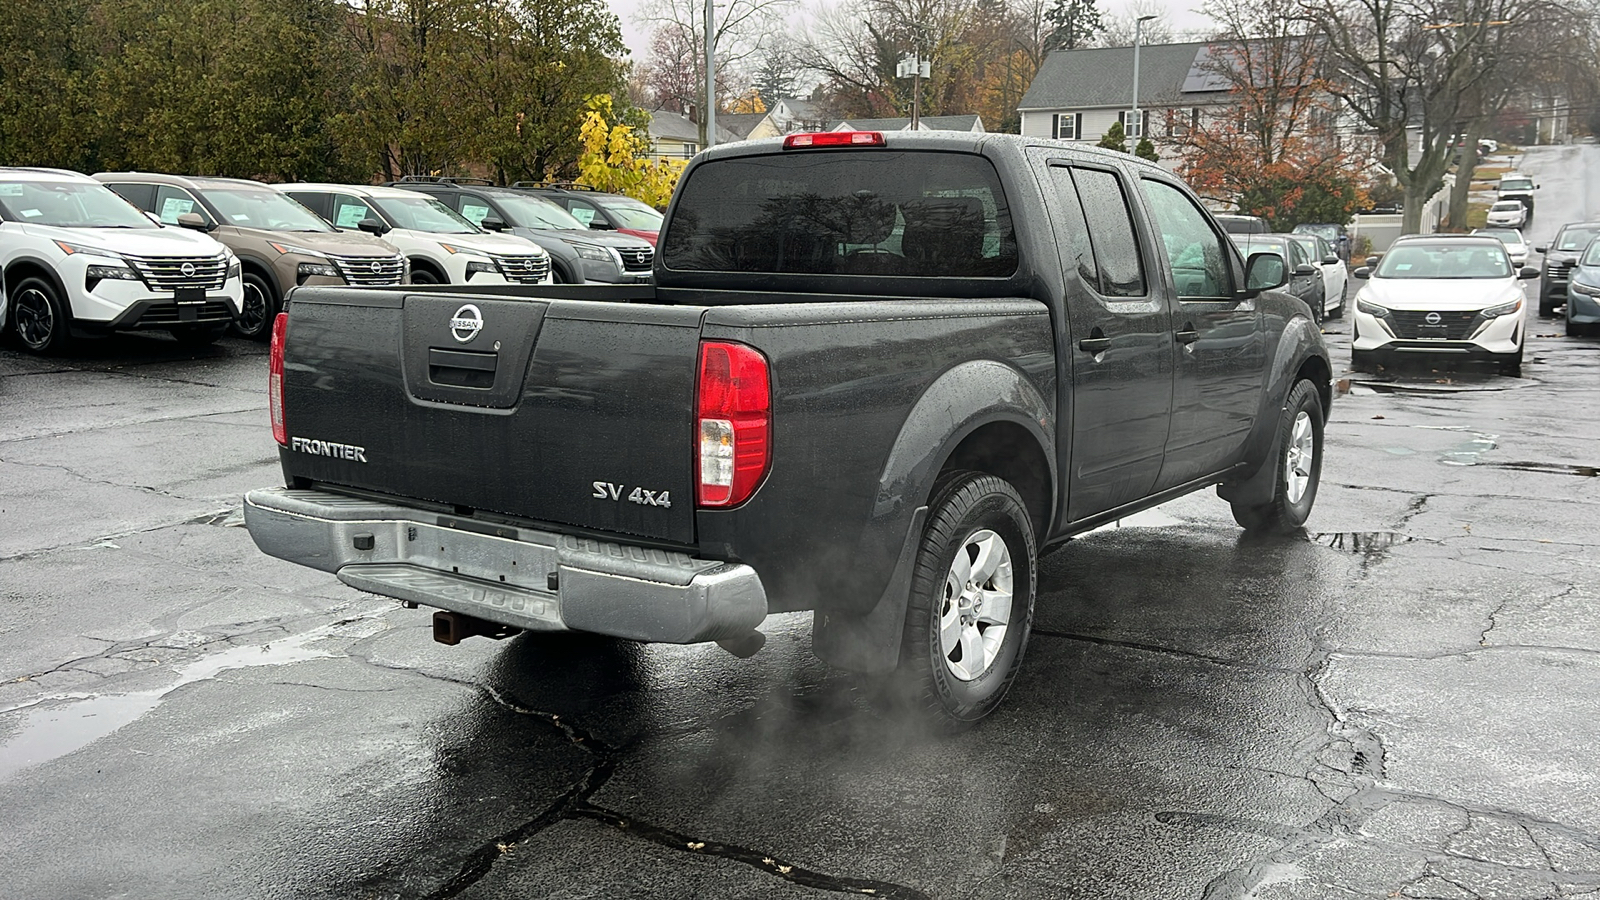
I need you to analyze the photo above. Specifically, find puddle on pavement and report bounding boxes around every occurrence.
[0,626,346,782]
[1086,508,1185,533]
[1489,461,1600,477]
[1313,531,1413,555]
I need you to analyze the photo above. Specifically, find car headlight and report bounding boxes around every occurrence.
[54,240,121,260]
[269,241,330,260]
[1481,298,1523,317]
[1572,281,1600,297]
[439,242,491,259]
[465,261,498,276]
[572,243,612,262]
[226,255,241,279]
[1357,298,1390,317]
[297,261,341,281]
[84,264,143,290]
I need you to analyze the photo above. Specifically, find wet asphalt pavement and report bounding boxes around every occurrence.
[4,145,1600,899]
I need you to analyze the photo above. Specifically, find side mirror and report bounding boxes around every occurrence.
[175,212,210,232]
[1365,255,1380,268]
[1323,254,1341,265]
[1519,266,1540,279]
[1534,245,1548,254]
[1353,266,1372,279]
[357,217,388,236]
[588,220,613,230]
[1244,251,1287,293]
[1293,263,1317,277]
[481,215,508,232]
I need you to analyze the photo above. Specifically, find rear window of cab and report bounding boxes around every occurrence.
[661,150,1018,278]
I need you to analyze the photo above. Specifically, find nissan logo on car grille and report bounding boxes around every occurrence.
[370,261,382,274]
[450,304,484,343]
[180,262,197,278]
[1425,312,1442,325]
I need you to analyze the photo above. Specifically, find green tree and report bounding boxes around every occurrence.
[0,0,97,170]
[1044,0,1102,51]
[1134,136,1158,162]
[1097,120,1127,153]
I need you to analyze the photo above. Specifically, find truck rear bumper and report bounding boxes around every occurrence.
[243,487,767,644]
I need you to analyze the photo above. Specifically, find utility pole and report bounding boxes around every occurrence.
[898,52,931,129]
[1130,14,1156,143]
[705,0,716,149]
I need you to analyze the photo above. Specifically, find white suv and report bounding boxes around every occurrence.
[282,184,552,285]
[0,168,243,353]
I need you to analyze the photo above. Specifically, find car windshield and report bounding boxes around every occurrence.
[1477,228,1524,247]
[484,194,586,230]
[1289,236,1319,259]
[1582,240,1600,267]
[1294,224,1340,242]
[1376,243,1511,279]
[597,198,663,230]
[1232,236,1286,258]
[201,187,332,231]
[372,195,479,234]
[1491,202,1523,212]
[1501,178,1533,192]
[0,180,157,229]
[1558,226,1600,251]
[1217,215,1265,234]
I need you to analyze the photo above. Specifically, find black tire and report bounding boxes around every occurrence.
[1539,285,1557,317]
[1498,347,1523,376]
[9,276,71,354]
[550,264,571,284]
[410,267,441,285]
[169,324,227,346]
[1330,282,1347,320]
[892,471,1037,732]
[1568,316,1587,338]
[234,271,278,341]
[1230,379,1324,534]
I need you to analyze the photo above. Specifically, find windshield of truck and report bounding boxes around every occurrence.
[1501,178,1533,192]
[1376,242,1510,279]
[203,187,333,232]
[1559,226,1600,251]
[663,150,1017,277]
[484,194,587,230]
[372,195,479,234]
[597,198,663,230]
[0,180,157,229]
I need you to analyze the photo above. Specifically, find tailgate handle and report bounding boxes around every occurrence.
[428,347,498,388]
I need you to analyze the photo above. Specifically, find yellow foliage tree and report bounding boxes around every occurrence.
[575,95,686,210]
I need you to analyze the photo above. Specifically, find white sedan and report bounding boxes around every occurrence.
[1473,227,1528,267]
[1350,235,1537,375]
[1289,233,1348,319]
[1486,200,1528,228]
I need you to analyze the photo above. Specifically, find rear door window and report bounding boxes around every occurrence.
[1069,167,1146,297]
[662,150,1018,278]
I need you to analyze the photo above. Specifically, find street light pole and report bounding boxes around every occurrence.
[1130,14,1156,144]
[705,0,716,149]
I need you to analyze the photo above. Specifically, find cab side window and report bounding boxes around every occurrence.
[1138,178,1232,300]
[1067,167,1146,297]
[153,185,213,227]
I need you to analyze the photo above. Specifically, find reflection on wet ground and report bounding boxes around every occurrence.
[1489,460,1600,477]
[1312,531,1415,555]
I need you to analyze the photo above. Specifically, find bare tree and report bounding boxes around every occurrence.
[797,0,983,119]
[1096,0,1172,45]
[636,0,797,143]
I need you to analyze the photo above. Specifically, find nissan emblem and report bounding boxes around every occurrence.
[450,304,484,343]
[180,262,197,278]
[1425,312,1442,325]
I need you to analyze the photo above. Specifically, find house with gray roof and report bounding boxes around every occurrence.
[831,115,985,133]
[1018,41,1235,158]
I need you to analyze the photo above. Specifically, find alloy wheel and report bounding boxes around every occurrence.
[1285,410,1315,504]
[14,287,55,350]
[939,528,1015,682]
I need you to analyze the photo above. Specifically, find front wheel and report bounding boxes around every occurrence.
[893,471,1037,732]
[1230,379,1324,534]
[10,277,71,354]
[234,272,277,341]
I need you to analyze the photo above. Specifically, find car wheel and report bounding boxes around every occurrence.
[1330,283,1347,320]
[1539,287,1558,318]
[169,324,228,346]
[1568,316,1588,338]
[892,471,1036,732]
[234,272,277,341]
[10,277,71,355]
[411,268,440,285]
[550,264,570,284]
[1230,379,1324,534]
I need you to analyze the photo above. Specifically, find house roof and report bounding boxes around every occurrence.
[832,115,985,132]
[1018,41,1230,111]
[647,110,743,144]
[716,112,766,140]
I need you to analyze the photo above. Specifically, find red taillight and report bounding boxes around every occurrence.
[269,312,288,446]
[696,341,771,507]
[782,131,885,150]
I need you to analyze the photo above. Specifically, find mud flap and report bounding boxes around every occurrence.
[811,506,928,675]
[1216,436,1278,508]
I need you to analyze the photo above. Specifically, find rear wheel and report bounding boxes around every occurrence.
[1230,379,1323,534]
[1330,282,1347,320]
[10,277,70,355]
[892,471,1036,732]
[234,272,277,341]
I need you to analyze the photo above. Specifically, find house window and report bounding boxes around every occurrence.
[1052,113,1081,141]
[1166,108,1196,138]
[1120,110,1149,139]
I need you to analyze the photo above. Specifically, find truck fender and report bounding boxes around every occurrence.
[813,359,1055,674]
[1218,317,1330,507]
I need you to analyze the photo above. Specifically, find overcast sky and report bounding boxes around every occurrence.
[604,0,1217,65]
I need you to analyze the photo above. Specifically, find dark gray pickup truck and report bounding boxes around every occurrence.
[245,131,1330,729]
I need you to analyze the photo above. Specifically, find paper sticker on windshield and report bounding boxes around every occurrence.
[1395,263,1412,270]
[20,208,41,218]
[460,203,489,225]
[231,214,250,221]
[335,204,369,228]
[0,184,23,196]
[570,207,595,225]
[160,197,195,224]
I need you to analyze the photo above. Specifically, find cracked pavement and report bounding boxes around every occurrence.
[5,145,1600,898]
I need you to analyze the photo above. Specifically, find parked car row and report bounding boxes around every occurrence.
[0,167,661,353]
[1229,231,1345,323]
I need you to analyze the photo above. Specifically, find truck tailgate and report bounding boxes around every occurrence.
[279,290,703,545]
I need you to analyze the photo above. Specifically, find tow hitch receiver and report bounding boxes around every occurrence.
[433,610,522,646]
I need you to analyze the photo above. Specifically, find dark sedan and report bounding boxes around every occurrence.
[1231,233,1327,323]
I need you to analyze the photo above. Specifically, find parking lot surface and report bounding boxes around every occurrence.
[4,146,1600,899]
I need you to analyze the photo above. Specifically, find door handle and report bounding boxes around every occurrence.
[1078,336,1111,353]
[1174,328,1200,344]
